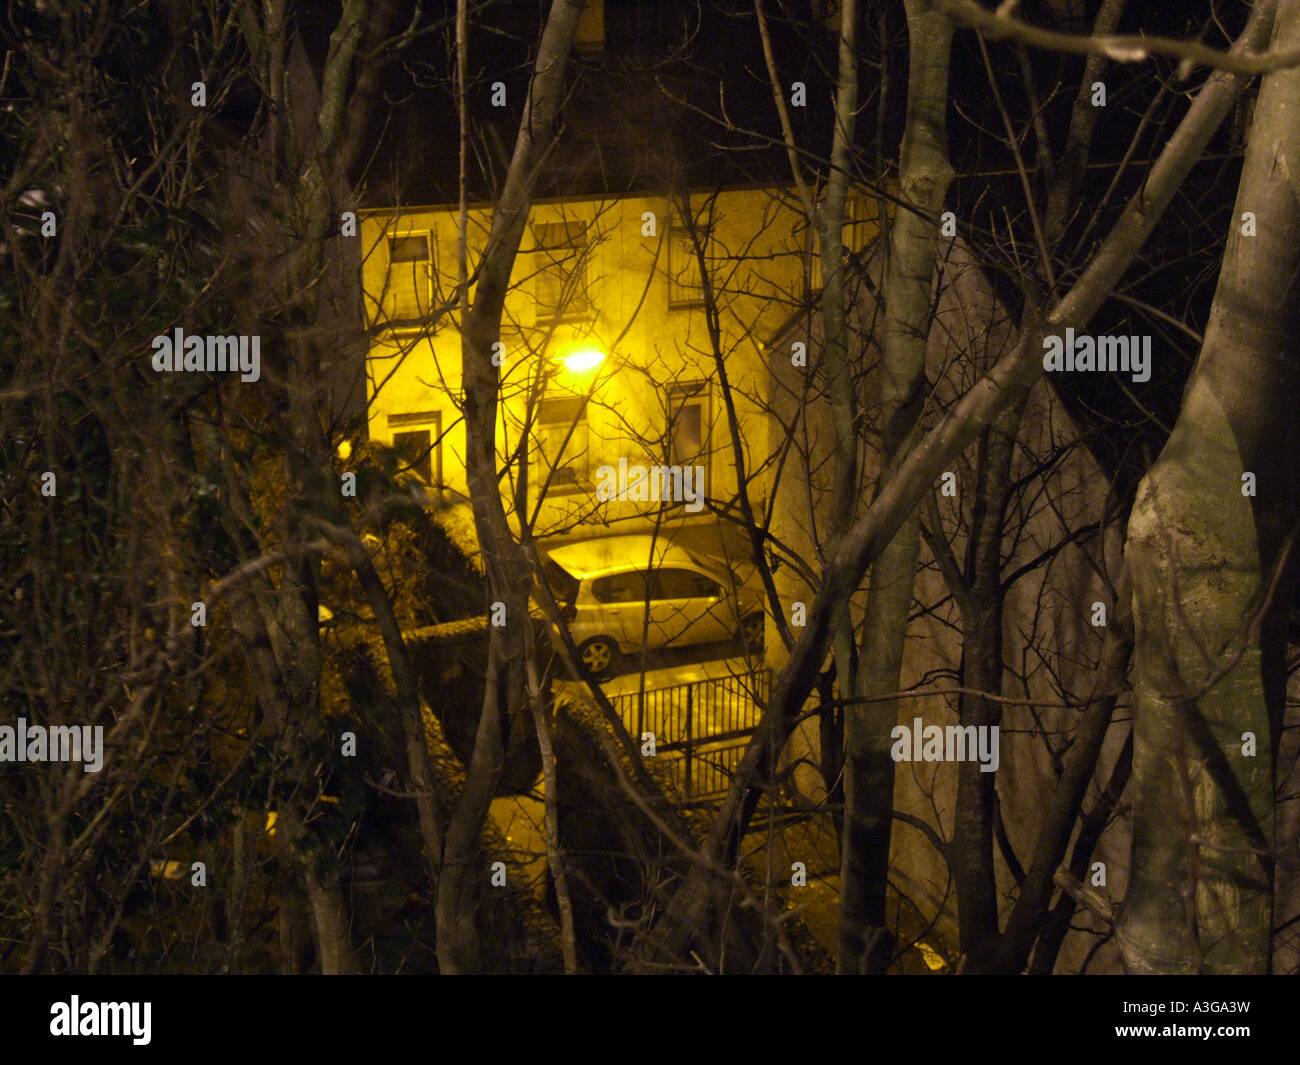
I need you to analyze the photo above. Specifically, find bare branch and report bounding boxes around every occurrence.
[933,0,1299,76]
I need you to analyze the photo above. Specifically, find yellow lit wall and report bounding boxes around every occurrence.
[360,187,875,541]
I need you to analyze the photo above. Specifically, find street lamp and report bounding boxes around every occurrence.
[557,345,605,373]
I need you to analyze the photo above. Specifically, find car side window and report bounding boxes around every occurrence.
[591,571,650,604]
[652,568,721,600]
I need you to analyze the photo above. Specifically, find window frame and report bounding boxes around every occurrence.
[387,410,443,497]
[667,209,709,309]
[665,380,711,482]
[383,230,433,329]
[533,394,591,496]
[531,220,590,322]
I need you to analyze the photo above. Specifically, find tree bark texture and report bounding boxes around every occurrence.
[1119,0,1300,973]
[440,0,588,973]
[839,0,953,974]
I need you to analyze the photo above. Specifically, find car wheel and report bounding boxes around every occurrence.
[577,636,619,680]
[740,611,765,652]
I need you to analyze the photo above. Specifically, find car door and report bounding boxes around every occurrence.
[589,570,653,649]
[646,566,729,647]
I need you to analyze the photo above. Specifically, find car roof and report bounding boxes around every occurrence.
[543,535,709,580]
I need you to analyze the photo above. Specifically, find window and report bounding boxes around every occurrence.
[388,410,442,493]
[807,192,874,290]
[575,0,604,52]
[652,568,720,600]
[591,568,720,604]
[386,233,431,323]
[668,212,707,307]
[666,382,709,471]
[533,221,589,320]
[592,571,650,604]
[534,396,589,494]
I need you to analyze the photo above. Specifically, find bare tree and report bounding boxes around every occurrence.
[1118,0,1300,975]
[641,0,1285,972]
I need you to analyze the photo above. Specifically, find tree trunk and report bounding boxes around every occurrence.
[951,401,1022,955]
[839,0,953,974]
[439,0,587,973]
[963,567,1133,973]
[1118,0,1300,973]
[648,0,1272,971]
[304,859,361,975]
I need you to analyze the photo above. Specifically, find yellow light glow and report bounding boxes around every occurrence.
[561,347,605,372]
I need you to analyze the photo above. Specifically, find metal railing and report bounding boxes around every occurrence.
[609,669,771,801]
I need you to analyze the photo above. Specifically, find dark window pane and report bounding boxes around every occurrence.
[392,429,433,483]
[535,396,588,491]
[670,402,703,465]
[652,568,719,600]
[389,234,429,262]
[667,384,708,471]
[387,234,430,319]
[591,571,650,604]
[533,221,588,317]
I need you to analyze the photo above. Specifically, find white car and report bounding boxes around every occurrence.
[537,535,764,679]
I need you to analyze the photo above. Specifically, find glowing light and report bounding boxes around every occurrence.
[561,347,605,372]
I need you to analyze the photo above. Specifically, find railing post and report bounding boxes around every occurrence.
[684,680,693,799]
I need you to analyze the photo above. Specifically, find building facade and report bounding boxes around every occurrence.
[360,186,873,548]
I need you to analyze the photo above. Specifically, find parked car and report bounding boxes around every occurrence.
[536,535,764,679]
